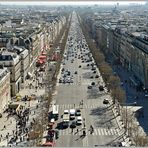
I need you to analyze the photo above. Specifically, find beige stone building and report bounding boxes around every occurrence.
[0,67,11,113]
[0,50,21,96]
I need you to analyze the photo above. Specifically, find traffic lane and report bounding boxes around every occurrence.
[56,134,83,147]
[54,84,87,105]
[87,135,117,147]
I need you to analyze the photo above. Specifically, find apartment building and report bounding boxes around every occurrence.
[13,46,30,83]
[0,50,21,96]
[0,67,11,113]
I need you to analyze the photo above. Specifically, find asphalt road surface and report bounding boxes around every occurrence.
[52,11,123,147]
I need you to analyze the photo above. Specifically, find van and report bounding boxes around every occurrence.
[70,109,76,120]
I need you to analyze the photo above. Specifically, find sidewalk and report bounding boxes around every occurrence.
[113,65,148,134]
[0,70,46,146]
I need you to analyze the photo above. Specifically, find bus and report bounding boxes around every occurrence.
[52,105,59,121]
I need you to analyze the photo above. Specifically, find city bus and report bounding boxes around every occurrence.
[52,105,59,121]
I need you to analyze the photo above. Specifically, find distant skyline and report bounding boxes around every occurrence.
[0,1,146,6]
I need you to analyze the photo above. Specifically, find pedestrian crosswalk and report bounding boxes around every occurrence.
[58,128,120,136]
[59,104,101,109]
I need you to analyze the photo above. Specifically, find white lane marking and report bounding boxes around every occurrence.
[100,128,104,135]
[104,128,108,135]
[107,129,112,135]
[110,128,115,135]
[94,129,97,135]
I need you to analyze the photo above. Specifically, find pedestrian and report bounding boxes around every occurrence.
[71,128,73,133]
[3,125,6,129]
[12,130,15,135]
[83,123,86,128]
[20,137,22,142]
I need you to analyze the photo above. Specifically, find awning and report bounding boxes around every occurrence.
[39,55,46,59]
[42,52,46,55]
[42,141,54,146]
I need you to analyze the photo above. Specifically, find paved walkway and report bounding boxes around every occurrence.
[113,65,148,134]
[0,70,46,146]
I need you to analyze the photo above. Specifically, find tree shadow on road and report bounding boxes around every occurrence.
[105,132,126,146]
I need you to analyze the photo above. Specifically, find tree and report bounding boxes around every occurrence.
[108,75,120,90]
[111,87,125,104]
[99,63,113,83]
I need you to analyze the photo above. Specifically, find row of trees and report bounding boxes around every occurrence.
[78,12,148,146]
[28,15,72,146]
[78,14,125,105]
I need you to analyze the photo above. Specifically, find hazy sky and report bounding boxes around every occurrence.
[0,1,146,5]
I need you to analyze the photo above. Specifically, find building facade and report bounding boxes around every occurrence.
[0,67,11,113]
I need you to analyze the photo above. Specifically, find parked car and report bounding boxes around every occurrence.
[99,86,104,91]
[91,82,95,86]
[74,71,78,74]
[95,75,99,78]
[87,85,92,89]
[103,99,109,104]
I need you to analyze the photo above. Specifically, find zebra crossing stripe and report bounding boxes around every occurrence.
[106,129,110,135]
[100,128,104,135]
[110,129,114,135]
[97,129,101,135]
[94,129,97,135]
[114,129,118,135]
[104,128,108,135]
[108,129,112,135]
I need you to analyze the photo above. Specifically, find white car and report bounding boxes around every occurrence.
[70,109,76,120]
[76,116,83,125]
[64,110,69,114]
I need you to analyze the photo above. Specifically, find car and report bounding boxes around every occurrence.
[79,65,81,68]
[75,109,81,116]
[61,68,65,72]
[64,110,69,114]
[91,67,96,71]
[70,121,77,128]
[88,85,92,89]
[103,99,109,104]
[99,86,104,91]
[95,75,99,78]
[90,76,94,79]
[62,121,69,128]
[74,71,78,74]
[76,116,83,125]
[91,82,95,86]
[87,64,90,67]
[59,79,62,83]
[93,71,96,74]
[70,109,76,120]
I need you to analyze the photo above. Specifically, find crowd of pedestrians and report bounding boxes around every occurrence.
[0,67,46,146]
